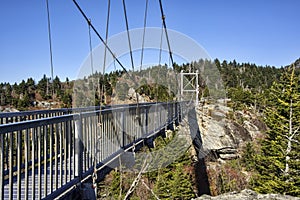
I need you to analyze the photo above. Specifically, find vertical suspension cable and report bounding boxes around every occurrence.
[156,23,164,102]
[99,0,111,124]
[103,0,111,74]
[122,0,143,138]
[88,20,94,76]
[159,0,178,103]
[88,19,98,195]
[122,0,135,71]
[46,0,54,98]
[102,0,112,104]
[140,0,149,71]
[158,23,164,67]
[113,56,116,71]
[158,0,179,101]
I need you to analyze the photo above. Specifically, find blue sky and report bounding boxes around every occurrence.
[0,0,299,84]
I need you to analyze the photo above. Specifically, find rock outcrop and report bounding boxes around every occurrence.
[194,189,300,200]
[197,102,265,161]
[0,106,19,113]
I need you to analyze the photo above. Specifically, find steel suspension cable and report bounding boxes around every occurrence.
[122,0,135,71]
[158,0,174,68]
[155,23,164,102]
[88,19,99,195]
[158,23,164,67]
[158,0,180,102]
[121,0,143,122]
[46,0,54,98]
[140,0,149,71]
[88,20,94,75]
[99,0,111,114]
[103,0,111,74]
[72,0,128,74]
[72,0,145,110]
[122,0,144,149]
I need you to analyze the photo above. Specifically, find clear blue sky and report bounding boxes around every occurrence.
[0,0,299,84]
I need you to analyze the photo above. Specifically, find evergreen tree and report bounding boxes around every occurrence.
[53,76,62,97]
[241,142,256,171]
[253,65,300,196]
[17,92,31,110]
[26,78,35,91]
[18,80,27,94]
[153,154,195,199]
[37,74,50,99]
[61,91,72,108]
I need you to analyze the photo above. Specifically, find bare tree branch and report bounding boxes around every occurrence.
[123,155,149,200]
[141,179,160,200]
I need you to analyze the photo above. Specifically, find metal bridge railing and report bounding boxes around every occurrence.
[0,102,183,200]
[0,102,160,125]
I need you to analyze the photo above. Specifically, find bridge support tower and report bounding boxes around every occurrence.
[180,70,199,105]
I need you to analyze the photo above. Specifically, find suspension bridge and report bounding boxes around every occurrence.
[0,101,199,199]
[0,0,212,199]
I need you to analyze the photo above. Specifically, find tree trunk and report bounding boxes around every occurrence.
[285,99,293,176]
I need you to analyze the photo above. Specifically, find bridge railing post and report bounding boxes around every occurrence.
[145,107,149,136]
[178,102,182,122]
[174,102,179,126]
[120,110,125,147]
[0,133,3,200]
[75,113,83,179]
[166,102,173,131]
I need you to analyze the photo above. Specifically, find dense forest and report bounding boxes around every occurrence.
[1,58,298,111]
[0,75,74,110]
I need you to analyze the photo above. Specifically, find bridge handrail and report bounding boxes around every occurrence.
[0,102,161,124]
[0,101,184,200]
[0,102,169,134]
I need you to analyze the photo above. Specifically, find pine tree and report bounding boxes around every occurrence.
[37,74,50,99]
[253,65,300,196]
[241,142,256,171]
[153,151,195,199]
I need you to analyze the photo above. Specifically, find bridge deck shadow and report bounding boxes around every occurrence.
[187,107,211,196]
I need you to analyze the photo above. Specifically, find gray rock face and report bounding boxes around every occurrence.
[197,103,265,161]
[127,87,146,102]
[0,106,19,112]
[193,189,300,200]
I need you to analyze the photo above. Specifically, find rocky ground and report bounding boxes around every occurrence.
[194,189,300,200]
[0,106,19,112]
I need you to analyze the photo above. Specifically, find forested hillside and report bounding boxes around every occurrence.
[0,59,295,111]
[0,75,74,110]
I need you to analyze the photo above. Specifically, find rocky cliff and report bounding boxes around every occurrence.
[197,101,266,161]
